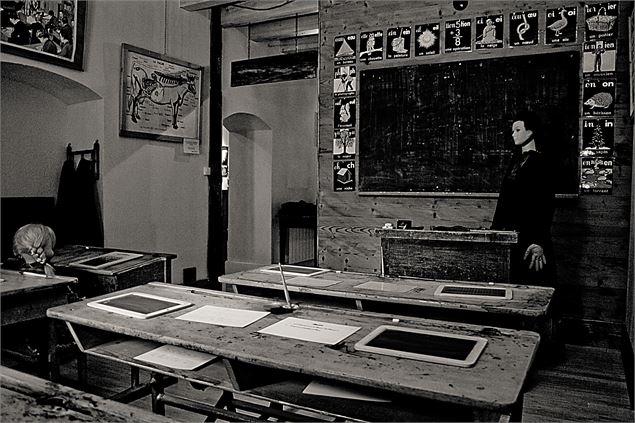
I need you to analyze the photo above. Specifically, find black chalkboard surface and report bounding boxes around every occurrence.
[359,51,580,194]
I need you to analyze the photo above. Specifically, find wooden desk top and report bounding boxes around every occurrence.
[375,228,518,244]
[0,366,175,423]
[219,267,554,317]
[47,282,540,411]
[50,245,176,276]
[0,269,77,297]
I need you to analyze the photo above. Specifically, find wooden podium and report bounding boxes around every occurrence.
[376,228,518,283]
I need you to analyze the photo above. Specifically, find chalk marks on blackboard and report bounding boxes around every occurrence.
[360,30,383,63]
[475,15,503,50]
[444,19,472,52]
[510,11,538,46]
[415,23,440,56]
[545,6,577,44]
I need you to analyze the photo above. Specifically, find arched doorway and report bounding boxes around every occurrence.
[222,113,272,273]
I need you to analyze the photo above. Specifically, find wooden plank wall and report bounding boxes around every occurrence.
[317,1,633,344]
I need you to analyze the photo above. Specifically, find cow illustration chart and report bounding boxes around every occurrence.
[121,45,202,141]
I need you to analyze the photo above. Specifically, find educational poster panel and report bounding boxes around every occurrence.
[581,118,614,156]
[334,96,356,129]
[509,11,539,46]
[584,1,619,41]
[580,156,613,194]
[445,19,472,52]
[583,79,616,116]
[334,34,357,66]
[333,160,356,191]
[414,23,440,56]
[360,30,383,63]
[475,15,503,49]
[583,40,617,77]
[334,66,356,97]
[386,26,411,59]
[333,128,356,160]
[545,6,577,44]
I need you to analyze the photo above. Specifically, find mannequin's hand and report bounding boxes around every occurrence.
[524,244,545,271]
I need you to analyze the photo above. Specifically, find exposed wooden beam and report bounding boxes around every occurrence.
[180,0,239,12]
[249,13,317,42]
[181,0,317,27]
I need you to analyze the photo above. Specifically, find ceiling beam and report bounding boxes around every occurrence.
[181,0,318,27]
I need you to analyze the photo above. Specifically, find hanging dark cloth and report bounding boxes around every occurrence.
[54,158,78,246]
[54,157,104,247]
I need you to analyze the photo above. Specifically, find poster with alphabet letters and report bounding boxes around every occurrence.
[415,23,440,56]
[545,7,577,44]
[334,66,356,97]
[445,19,472,52]
[581,119,614,156]
[509,11,538,46]
[333,129,356,160]
[334,160,356,191]
[580,156,613,194]
[387,26,411,59]
[334,97,356,129]
[360,30,383,63]
[334,34,357,65]
[585,2,619,41]
[583,79,616,116]
[475,15,503,49]
[583,40,616,77]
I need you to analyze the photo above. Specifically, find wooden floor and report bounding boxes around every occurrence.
[38,343,631,422]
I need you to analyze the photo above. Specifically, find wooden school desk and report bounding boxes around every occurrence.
[0,366,175,423]
[1,269,78,376]
[220,266,554,331]
[50,244,176,297]
[47,282,540,421]
[375,228,518,283]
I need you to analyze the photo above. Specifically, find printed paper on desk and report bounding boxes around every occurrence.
[353,281,416,293]
[176,305,270,327]
[286,276,341,288]
[134,345,216,370]
[302,380,391,403]
[258,317,361,345]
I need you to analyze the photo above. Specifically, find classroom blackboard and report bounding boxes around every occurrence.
[359,51,580,194]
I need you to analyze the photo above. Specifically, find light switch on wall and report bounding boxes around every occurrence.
[203,167,211,176]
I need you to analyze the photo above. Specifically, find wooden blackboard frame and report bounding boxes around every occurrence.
[358,51,581,196]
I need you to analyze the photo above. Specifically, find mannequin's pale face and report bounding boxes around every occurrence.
[511,120,533,146]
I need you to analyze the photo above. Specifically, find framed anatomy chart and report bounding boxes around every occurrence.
[120,43,203,142]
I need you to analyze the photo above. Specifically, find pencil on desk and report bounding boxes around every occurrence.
[278,263,292,307]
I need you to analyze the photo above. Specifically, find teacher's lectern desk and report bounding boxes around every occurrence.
[47,283,540,421]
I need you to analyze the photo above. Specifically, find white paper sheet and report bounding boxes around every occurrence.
[257,317,360,345]
[286,276,341,288]
[134,345,216,370]
[353,281,415,293]
[176,305,269,328]
[302,380,391,403]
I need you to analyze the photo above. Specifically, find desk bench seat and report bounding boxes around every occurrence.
[68,333,485,422]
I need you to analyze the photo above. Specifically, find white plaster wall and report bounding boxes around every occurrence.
[1,81,68,197]
[1,0,211,283]
[222,27,318,271]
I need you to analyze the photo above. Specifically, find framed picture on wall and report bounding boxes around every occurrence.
[120,43,203,142]
[0,0,87,70]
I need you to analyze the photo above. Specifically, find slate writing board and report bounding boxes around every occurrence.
[87,292,191,319]
[359,51,580,194]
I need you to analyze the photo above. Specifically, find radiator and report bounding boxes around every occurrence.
[287,227,315,264]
